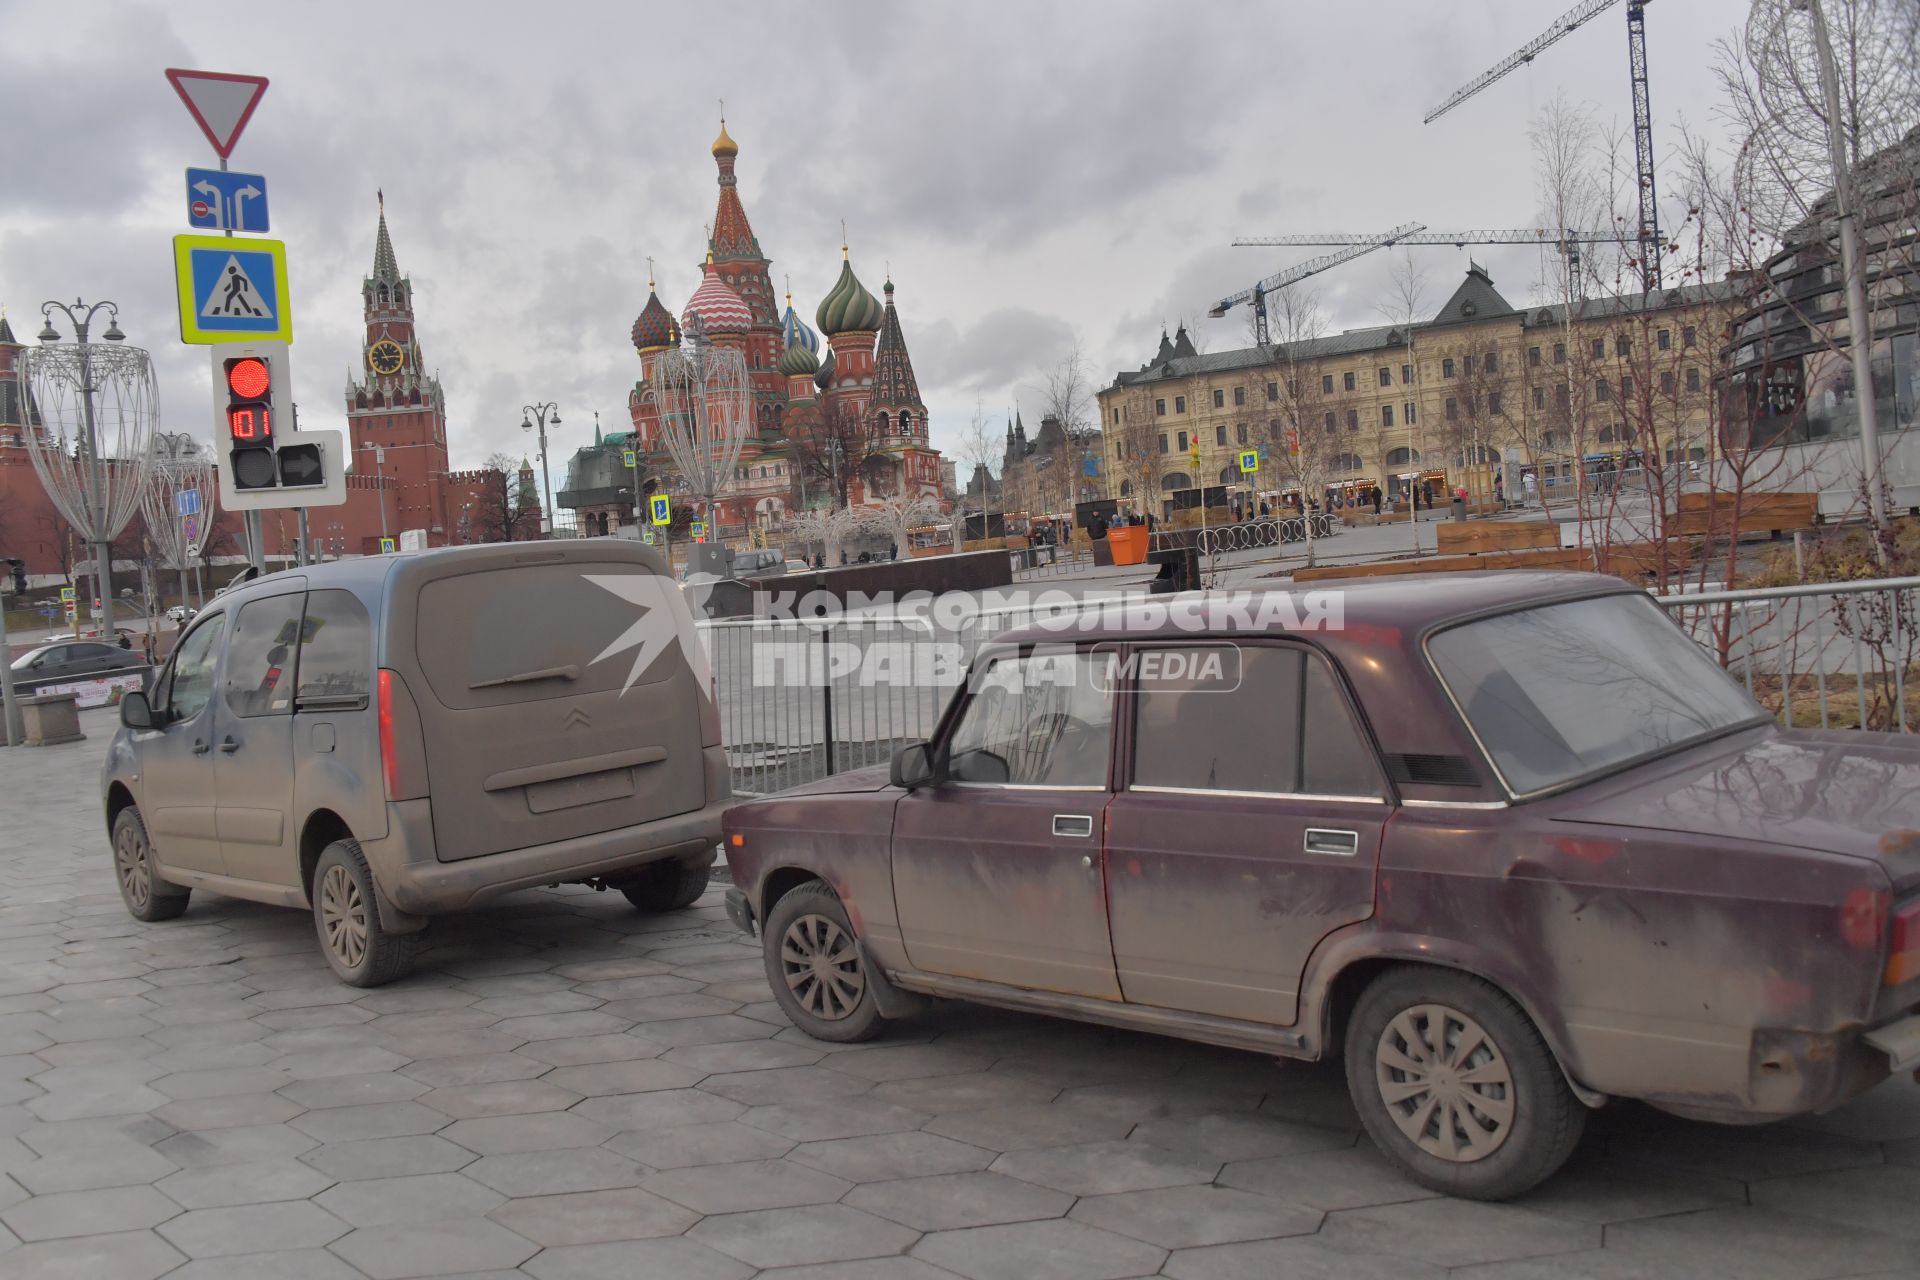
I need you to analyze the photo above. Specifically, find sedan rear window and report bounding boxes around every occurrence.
[1428,593,1764,796]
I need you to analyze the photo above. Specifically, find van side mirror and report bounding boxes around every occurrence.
[119,691,155,731]
[890,741,939,790]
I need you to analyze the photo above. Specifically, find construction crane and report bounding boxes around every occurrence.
[1209,222,1425,345]
[1424,0,1662,292]
[1231,228,1616,300]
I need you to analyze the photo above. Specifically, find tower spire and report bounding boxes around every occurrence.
[372,191,400,284]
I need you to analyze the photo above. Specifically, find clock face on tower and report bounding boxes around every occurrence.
[367,340,405,376]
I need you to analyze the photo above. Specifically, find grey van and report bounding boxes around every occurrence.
[101,541,728,985]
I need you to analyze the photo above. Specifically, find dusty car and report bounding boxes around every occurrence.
[723,572,1920,1199]
[103,541,728,985]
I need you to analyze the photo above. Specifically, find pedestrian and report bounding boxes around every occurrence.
[142,630,155,665]
[118,631,131,650]
[1371,487,1383,516]
[1523,471,1538,504]
[1258,499,1270,518]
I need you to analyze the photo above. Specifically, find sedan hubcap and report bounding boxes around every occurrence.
[115,826,151,910]
[319,864,369,970]
[779,913,864,1020]
[1375,1003,1515,1163]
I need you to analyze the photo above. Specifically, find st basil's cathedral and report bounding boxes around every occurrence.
[606,119,946,536]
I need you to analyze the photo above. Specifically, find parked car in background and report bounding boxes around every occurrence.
[102,541,729,986]
[784,559,812,575]
[722,573,1920,1200]
[11,640,149,692]
[730,548,788,580]
[166,605,196,624]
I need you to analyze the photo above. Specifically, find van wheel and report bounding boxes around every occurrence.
[617,858,710,913]
[112,807,190,922]
[1345,966,1583,1201]
[762,882,884,1043]
[313,840,415,988]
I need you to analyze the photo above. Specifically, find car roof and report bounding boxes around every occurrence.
[991,571,1633,651]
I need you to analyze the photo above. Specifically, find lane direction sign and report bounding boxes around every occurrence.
[175,488,201,517]
[649,495,671,526]
[185,168,270,232]
[165,69,269,160]
[173,235,293,343]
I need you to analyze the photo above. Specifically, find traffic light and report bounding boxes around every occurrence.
[224,353,278,490]
[4,559,23,595]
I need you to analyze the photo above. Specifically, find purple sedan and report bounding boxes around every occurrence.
[722,572,1920,1198]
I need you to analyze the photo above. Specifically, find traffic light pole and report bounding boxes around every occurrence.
[245,510,266,575]
[0,588,21,747]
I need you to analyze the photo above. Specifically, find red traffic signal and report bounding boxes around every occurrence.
[225,357,271,399]
[224,354,277,488]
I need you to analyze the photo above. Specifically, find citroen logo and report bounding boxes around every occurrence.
[563,707,591,731]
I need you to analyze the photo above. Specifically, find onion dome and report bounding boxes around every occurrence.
[712,118,738,158]
[779,339,819,378]
[815,250,884,335]
[682,258,753,335]
[814,346,836,392]
[781,286,819,356]
[630,285,679,354]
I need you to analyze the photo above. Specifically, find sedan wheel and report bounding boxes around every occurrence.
[781,913,866,1021]
[1375,1003,1514,1163]
[1346,967,1584,1200]
[760,881,884,1043]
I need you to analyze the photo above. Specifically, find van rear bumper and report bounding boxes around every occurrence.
[364,793,725,915]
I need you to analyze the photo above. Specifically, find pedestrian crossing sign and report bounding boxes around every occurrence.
[1238,450,1259,474]
[173,234,293,344]
[649,495,671,525]
[623,450,636,468]
[379,537,396,554]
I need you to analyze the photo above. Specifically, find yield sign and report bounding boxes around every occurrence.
[165,69,269,160]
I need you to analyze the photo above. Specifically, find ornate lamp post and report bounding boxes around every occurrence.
[521,402,562,536]
[23,300,158,639]
[647,316,751,544]
[141,433,216,621]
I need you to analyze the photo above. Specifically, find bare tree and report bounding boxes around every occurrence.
[1261,285,1337,565]
[1111,401,1167,520]
[854,494,945,557]
[785,505,862,566]
[955,402,1001,543]
[471,452,536,543]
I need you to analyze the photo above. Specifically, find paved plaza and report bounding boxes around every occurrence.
[0,726,1918,1279]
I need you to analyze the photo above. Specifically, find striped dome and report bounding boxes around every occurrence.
[814,345,836,392]
[630,288,679,354]
[782,303,819,356]
[816,257,884,335]
[778,337,819,377]
[682,261,752,335]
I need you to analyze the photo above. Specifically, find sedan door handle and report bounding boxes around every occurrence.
[218,737,240,754]
[1304,828,1360,857]
[192,740,210,755]
[1052,814,1094,838]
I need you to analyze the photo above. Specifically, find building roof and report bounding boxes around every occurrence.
[682,260,753,335]
[817,252,885,335]
[370,192,401,285]
[1425,262,1517,328]
[709,120,762,263]
[631,286,679,354]
[870,279,924,411]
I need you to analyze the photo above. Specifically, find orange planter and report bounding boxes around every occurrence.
[1107,525,1150,566]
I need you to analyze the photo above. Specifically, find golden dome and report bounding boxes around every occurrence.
[711,119,738,158]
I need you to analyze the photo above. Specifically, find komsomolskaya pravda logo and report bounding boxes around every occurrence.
[583,573,710,695]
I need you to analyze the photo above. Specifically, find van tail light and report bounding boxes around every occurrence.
[378,669,401,800]
[1885,899,1920,987]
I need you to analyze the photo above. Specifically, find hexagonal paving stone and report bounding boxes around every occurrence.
[1129,1113,1356,1165]
[630,1014,780,1048]
[0,1185,180,1242]
[487,1186,699,1245]
[595,992,739,1021]
[791,1131,995,1183]
[328,1219,540,1280]
[845,1170,1075,1233]
[159,1247,367,1280]
[155,1200,351,1258]
[1746,1163,1920,1239]
[1598,1204,1920,1279]
[1216,1146,1438,1213]
[751,1262,960,1280]
[573,1087,745,1132]
[153,1124,319,1169]
[642,1157,854,1215]
[660,1038,824,1074]
[869,1071,1061,1116]
[819,1044,997,1083]
[490,1011,630,1042]
[604,1118,798,1169]
[701,1065,877,1106]
[438,1110,614,1156]
[315,1171,506,1227]
[276,1073,429,1110]
[989,1140,1218,1197]
[266,1047,411,1080]
[541,1058,705,1097]
[0,1229,186,1280]
[924,1101,1134,1153]
[1316,1198,1600,1269]
[691,1203,921,1270]
[287,1102,449,1144]
[522,1236,752,1280]
[154,1093,307,1131]
[463,1147,643,1198]
[740,1098,930,1142]
[398,1053,552,1088]
[1069,1184,1323,1249]
[415,1079,584,1120]
[156,1160,336,1209]
[912,1217,1168,1280]
[1163,1236,1449,1280]
[299,1135,475,1181]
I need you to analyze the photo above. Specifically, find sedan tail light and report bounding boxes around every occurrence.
[1887,900,1920,987]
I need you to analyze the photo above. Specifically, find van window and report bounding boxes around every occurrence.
[167,616,226,723]
[296,590,372,707]
[225,593,305,717]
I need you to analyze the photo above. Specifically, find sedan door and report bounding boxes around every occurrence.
[891,647,1122,1000]
[136,614,229,877]
[1103,643,1389,1026]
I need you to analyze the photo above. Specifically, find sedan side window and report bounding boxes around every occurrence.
[947,651,1113,788]
[1131,645,1382,798]
[167,617,226,724]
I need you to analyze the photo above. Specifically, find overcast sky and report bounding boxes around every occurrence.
[2,0,1757,481]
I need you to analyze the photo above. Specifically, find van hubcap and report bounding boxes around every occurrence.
[319,865,369,970]
[780,914,864,1020]
[115,826,151,910]
[1375,1003,1515,1163]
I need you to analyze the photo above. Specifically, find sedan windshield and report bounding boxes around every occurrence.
[1428,593,1765,796]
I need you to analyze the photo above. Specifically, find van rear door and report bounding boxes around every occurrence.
[395,545,709,861]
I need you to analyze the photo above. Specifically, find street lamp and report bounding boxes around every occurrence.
[521,402,562,536]
[23,299,159,639]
